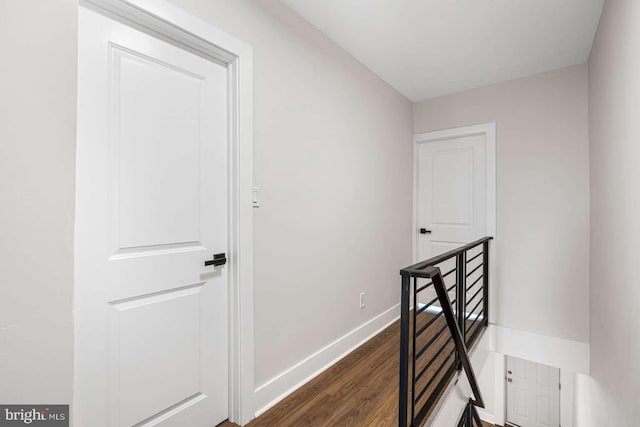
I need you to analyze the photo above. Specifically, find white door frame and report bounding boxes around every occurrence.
[74,0,255,424]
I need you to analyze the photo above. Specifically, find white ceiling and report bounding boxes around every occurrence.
[280,0,605,102]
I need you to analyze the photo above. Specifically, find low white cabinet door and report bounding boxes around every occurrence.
[75,6,229,427]
[507,357,560,427]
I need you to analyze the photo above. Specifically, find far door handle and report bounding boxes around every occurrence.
[420,228,432,234]
[205,253,227,267]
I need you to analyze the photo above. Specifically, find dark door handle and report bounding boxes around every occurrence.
[420,228,432,234]
[205,253,227,267]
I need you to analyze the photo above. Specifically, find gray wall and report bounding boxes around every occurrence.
[165,0,413,387]
[588,0,640,424]
[0,0,77,403]
[414,65,591,343]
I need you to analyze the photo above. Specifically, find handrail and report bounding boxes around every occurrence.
[399,237,492,427]
[401,237,492,277]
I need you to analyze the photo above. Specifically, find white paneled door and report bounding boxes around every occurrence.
[75,6,229,427]
[506,357,560,427]
[415,129,489,261]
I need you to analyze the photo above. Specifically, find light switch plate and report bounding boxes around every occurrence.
[252,187,260,208]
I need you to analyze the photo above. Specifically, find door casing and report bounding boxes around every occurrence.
[74,0,255,424]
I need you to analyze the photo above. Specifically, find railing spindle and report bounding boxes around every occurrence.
[457,252,466,350]
[399,274,410,427]
[411,278,417,424]
[482,241,489,326]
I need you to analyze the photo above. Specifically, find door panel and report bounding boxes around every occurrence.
[76,7,229,427]
[114,46,203,250]
[507,357,560,427]
[431,148,474,225]
[536,396,550,426]
[508,357,528,425]
[110,285,203,426]
[514,389,527,418]
[416,133,487,262]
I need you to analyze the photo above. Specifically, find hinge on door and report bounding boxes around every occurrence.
[559,382,561,390]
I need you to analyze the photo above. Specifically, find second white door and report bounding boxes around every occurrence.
[506,357,560,427]
[75,7,229,427]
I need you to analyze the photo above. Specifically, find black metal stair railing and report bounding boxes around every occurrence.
[457,399,485,427]
[399,237,492,427]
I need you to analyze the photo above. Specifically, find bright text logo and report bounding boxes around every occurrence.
[0,406,68,426]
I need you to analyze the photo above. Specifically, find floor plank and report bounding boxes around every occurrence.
[219,314,486,427]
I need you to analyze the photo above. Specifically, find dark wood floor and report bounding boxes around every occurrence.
[219,313,491,427]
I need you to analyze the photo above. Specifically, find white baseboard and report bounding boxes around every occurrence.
[253,303,400,417]
[477,408,496,424]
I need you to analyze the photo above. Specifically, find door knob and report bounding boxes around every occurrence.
[507,378,512,383]
[420,228,432,234]
[205,253,227,267]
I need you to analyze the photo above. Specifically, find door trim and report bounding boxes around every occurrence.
[412,122,497,322]
[74,0,255,424]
